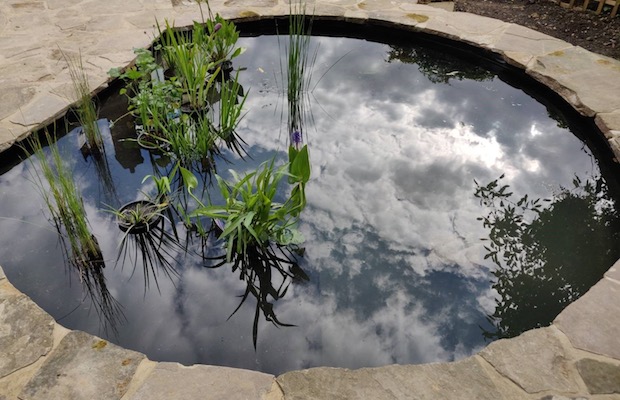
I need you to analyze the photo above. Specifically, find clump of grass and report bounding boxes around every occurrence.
[29,132,101,269]
[63,51,103,153]
[284,0,317,136]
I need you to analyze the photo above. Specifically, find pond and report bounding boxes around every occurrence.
[1,22,619,375]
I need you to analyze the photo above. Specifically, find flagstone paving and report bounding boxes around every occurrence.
[1,0,620,399]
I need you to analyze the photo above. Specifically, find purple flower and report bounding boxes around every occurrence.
[213,23,222,33]
[290,130,303,150]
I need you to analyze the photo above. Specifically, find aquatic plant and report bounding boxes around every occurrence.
[284,0,317,136]
[183,161,305,262]
[64,51,103,153]
[28,132,102,270]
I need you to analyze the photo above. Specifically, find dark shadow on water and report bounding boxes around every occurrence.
[474,173,620,340]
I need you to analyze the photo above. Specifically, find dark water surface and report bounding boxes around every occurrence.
[1,34,619,375]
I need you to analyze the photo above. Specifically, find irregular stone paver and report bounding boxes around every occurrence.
[0,265,5,280]
[479,327,581,394]
[127,362,276,400]
[277,356,527,400]
[492,23,573,68]
[555,278,620,361]
[605,259,620,282]
[19,330,145,400]
[0,279,54,379]
[576,358,620,395]
[527,46,620,117]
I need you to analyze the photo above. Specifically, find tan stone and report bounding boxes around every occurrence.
[493,24,573,68]
[127,363,276,400]
[528,47,620,116]
[278,357,528,400]
[20,331,145,400]
[0,280,55,379]
[606,258,620,282]
[595,112,620,138]
[479,327,581,394]
[555,278,620,360]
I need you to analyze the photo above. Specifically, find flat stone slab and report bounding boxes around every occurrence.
[0,265,5,280]
[277,356,526,400]
[479,327,580,393]
[554,278,620,361]
[575,358,620,395]
[127,362,276,400]
[0,279,54,379]
[527,46,620,116]
[19,330,145,400]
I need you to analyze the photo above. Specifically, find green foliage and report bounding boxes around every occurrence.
[185,161,304,262]
[205,15,245,65]
[285,0,316,135]
[29,132,101,269]
[475,174,620,340]
[64,51,103,152]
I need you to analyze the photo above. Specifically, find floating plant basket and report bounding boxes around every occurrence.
[117,200,165,234]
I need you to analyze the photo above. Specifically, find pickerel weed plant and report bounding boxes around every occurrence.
[182,161,305,262]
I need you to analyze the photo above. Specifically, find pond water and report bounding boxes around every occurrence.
[1,32,620,375]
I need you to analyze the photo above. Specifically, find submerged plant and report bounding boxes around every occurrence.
[28,132,102,270]
[64,51,103,153]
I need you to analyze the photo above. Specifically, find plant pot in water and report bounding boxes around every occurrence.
[117,200,165,234]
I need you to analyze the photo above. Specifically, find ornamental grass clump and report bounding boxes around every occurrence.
[64,51,104,154]
[29,132,102,269]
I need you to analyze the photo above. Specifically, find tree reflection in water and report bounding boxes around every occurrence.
[475,174,620,340]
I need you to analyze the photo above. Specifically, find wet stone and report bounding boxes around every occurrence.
[19,330,145,400]
[0,280,54,379]
[127,362,276,400]
[479,327,580,393]
[576,358,620,394]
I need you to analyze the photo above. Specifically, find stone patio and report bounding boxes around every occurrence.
[1,0,620,399]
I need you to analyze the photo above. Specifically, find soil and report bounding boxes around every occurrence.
[453,0,620,60]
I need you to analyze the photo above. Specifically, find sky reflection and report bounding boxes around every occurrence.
[0,34,614,375]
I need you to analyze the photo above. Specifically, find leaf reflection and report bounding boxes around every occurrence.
[204,237,308,349]
[474,174,620,340]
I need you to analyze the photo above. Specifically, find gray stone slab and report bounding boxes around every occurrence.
[493,23,573,68]
[0,280,54,379]
[277,357,526,400]
[605,258,620,282]
[576,358,620,394]
[528,47,620,116]
[480,327,580,393]
[20,330,145,400]
[554,278,620,360]
[127,362,275,400]
[595,112,620,139]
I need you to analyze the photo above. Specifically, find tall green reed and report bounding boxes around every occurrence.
[29,132,101,269]
[64,51,103,153]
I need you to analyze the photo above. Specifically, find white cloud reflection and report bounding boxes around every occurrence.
[0,34,604,375]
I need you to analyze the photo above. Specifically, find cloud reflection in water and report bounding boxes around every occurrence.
[0,34,609,375]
